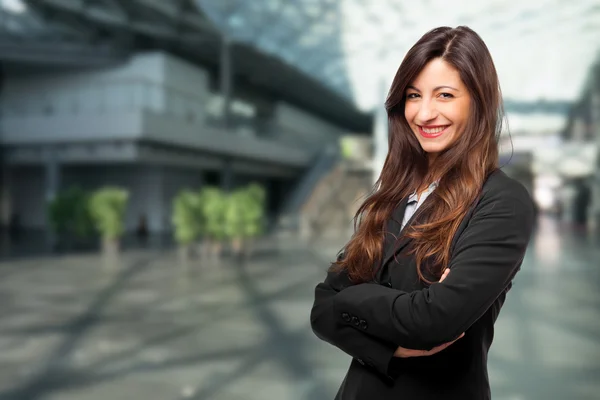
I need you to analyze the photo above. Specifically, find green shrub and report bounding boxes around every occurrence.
[198,186,227,240]
[224,183,266,239]
[88,187,129,240]
[47,187,94,238]
[171,190,202,245]
[171,184,267,245]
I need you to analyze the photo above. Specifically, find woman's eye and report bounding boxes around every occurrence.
[439,92,454,98]
[406,93,420,99]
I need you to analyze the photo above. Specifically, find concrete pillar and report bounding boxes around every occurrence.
[591,174,600,231]
[221,159,234,192]
[591,86,600,231]
[220,35,233,131]
[44,149,60,247]
[0,166,11,229]
[154,166,165,232]
[44,150,60,205]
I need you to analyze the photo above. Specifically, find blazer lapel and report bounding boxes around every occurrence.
[381,195,428,270]
[381,197,407,264]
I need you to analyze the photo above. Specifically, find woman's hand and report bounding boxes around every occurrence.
[393,332,465,358]
[439,267,450,283]
[393,268,464,358]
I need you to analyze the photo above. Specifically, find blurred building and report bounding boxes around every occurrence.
[0,0,372,235]
[1,0,599,241]
[559,58,600,227]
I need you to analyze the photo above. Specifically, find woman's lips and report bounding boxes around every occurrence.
[418,125,449,138]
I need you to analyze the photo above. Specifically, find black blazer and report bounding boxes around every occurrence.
[310,169,535,400]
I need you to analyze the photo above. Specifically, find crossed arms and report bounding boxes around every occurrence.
[309,188,535,378]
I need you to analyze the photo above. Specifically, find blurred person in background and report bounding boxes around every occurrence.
[572,178,591,228]
[310,26,535,400]
[136,213,149,243]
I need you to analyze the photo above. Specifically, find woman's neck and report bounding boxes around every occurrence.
[428,153,438,167]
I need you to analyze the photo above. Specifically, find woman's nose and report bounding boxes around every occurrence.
[417,100,438,122]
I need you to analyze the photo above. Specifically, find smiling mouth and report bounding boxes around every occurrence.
[418,125,449,138]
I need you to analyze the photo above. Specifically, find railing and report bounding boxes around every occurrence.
[0,77,344,163]
[0,77,205,121]
[277,143,340,232]
[1,78,324,148]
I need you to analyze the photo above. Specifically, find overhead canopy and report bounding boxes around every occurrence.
[0,0,372,131]
[198,0,600,114]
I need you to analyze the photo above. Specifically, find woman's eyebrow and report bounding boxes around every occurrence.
[406,85,459,91]
[434,85,459,91]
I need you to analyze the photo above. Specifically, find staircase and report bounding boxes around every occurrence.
[276,135,374,243]
[299,161,373,243]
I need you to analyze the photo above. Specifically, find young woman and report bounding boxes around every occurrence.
[310,26,535,400]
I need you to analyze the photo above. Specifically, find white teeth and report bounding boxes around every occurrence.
[422,126,447,134]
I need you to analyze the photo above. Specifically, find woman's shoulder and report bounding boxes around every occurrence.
[479,168,534,209]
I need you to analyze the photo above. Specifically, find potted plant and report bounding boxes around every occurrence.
[88,187,129,255]
[225,183,266,259]
[198,187,227,260]
[47,187,95,250]
[224,189,246,256]
[172,190,202,262]
[71,189,95,247]
[241,183,266,258]
[47,190,72,249]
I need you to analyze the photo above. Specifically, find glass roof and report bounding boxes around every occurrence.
[197,0,600,112]
[0,0,90,41]
[0,0,26,14]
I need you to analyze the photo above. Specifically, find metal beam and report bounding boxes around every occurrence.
[132,0,218,34]
[32,0,219,40]
[0,38,128,66]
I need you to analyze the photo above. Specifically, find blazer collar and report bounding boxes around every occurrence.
[407,181,439,204]
[378,192,432,277]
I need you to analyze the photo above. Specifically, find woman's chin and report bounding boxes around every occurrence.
[421,144,447,154]
[419,135,456,155]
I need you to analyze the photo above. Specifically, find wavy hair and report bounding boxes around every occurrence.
[334,26,504,284]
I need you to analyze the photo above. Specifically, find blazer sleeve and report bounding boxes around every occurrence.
[310,260,398,379]
[331,186,535,350]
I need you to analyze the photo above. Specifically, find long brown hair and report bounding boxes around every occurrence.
[334,26,504,284]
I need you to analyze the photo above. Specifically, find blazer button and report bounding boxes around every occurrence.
[356,358,365,366]
[359,320,368,330]
[351,316,359,326]
[341,312,350,322]
[385,281,392,288]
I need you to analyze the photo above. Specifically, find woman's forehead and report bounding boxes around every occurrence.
[410,59,464,88]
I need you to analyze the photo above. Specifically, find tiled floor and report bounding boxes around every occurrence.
[0,215,598,400]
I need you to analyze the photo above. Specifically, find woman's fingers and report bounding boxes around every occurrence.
[394,332,466,358]
[439,268,450,282]
[424,333,466,356]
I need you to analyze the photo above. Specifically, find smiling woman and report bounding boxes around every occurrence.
[404,58,472,156]
[310,26,535,400]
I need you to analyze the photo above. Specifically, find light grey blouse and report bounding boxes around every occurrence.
[401,182,439,230]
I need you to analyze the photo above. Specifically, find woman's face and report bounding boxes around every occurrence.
[404,58,471,157]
